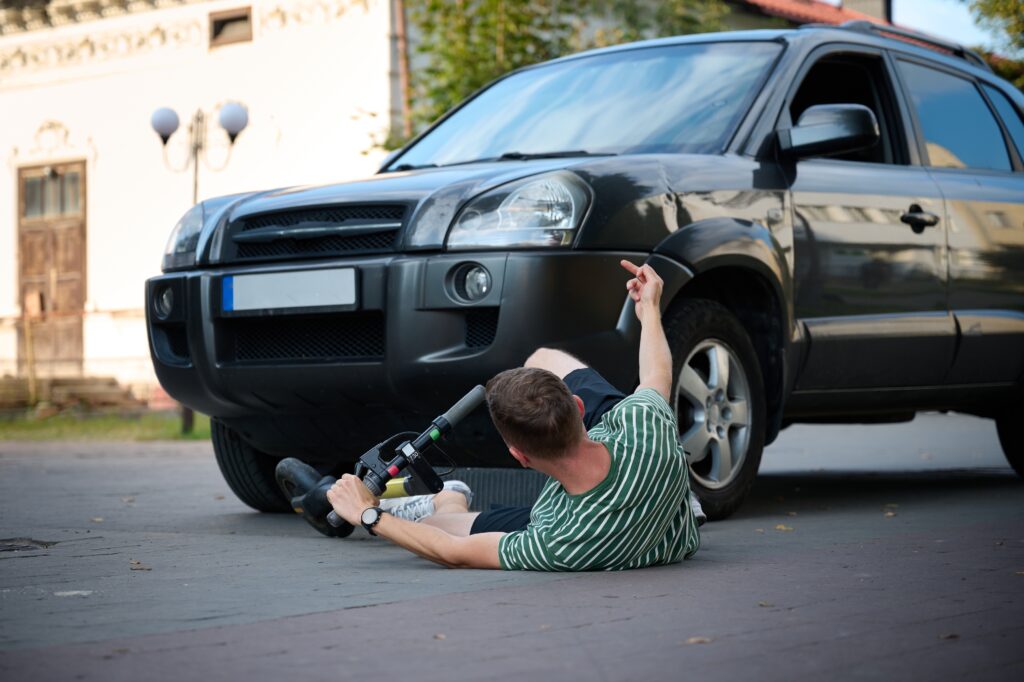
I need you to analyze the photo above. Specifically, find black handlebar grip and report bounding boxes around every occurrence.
[326,473,386,528]
[441,385,487,428]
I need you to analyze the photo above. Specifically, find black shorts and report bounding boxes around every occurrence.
[469,367,625,535]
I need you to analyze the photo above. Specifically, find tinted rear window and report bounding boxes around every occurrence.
[898,61,1011,172]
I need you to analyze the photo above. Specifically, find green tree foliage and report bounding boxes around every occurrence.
[978,50,1024,90]
[964,0,1024,54]
[401,0,729,141]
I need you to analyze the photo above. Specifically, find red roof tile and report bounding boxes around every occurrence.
[742,0,889,26]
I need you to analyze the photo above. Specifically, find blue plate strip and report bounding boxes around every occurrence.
[222,276,234,312]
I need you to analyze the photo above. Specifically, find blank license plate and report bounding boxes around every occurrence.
[222,268,356,313]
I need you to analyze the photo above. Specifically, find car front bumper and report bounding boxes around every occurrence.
[146,251,645,463]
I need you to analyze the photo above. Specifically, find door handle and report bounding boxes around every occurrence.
[900,204,940,234]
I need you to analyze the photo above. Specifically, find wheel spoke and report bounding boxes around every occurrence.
[682,426,711,463]
[728,399,749,426]
[710,344,730,391]
[677,364,709,404]
[714,436,734,482]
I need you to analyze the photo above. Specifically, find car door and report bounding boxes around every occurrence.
[893,58,1024,387]
[783,45,954,393]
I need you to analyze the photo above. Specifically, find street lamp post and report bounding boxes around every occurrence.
[150,103,249,433]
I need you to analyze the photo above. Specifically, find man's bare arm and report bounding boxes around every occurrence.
[326,474,503,569]
[374,515,503,569]
[621,260,673,401]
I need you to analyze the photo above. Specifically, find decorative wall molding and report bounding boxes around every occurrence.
[0,1,371,77]
[0,18,203,76]
[8,120,99,170]
[258,0,368,34]
[0,2,198,36]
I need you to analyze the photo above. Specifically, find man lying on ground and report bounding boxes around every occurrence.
[281,260,701,570]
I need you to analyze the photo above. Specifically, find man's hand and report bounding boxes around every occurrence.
[621,260,664,322]
[326,474,379,526]
[621,259,673,401]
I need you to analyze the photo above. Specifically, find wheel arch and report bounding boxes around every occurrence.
[651,218,793,445]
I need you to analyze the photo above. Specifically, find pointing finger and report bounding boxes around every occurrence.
[620,259,640,276]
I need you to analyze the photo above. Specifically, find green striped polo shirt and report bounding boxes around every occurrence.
[498,388,700,571]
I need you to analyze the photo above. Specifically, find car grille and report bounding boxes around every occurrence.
[235,230,398,259]
[465,308,499,348]
[219,312,385,364]
[226,205,406,263]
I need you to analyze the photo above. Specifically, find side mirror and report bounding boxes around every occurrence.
[777,104,880,159]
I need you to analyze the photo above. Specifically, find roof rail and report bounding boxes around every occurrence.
[802,20,992,72]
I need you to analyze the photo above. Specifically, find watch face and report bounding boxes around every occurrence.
[361,507,379,526]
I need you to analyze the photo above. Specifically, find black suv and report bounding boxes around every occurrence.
[147,22,1024,519]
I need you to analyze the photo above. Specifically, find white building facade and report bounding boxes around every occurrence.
[1,0,396,399]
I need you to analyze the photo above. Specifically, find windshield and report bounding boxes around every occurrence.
[389,42,782,169]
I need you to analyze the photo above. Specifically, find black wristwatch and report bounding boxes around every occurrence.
[360,507,386,536]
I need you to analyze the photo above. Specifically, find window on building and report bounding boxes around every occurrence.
[210,7,252,48]
[898,61,1012,172]
[21,168,82,219]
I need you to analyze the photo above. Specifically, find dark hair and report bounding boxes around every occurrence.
[485,367,583,460]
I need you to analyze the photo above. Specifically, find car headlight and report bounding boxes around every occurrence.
[447,171,590,250]
[162,204,204,271]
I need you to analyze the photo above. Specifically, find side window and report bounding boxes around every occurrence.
[898,61,1012,172]
[982,83,1024,163]
[787,54,904,165]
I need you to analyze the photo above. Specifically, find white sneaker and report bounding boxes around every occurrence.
[689,491,707,527]
[378,480,473,522]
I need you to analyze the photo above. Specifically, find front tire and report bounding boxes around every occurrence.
[664,299,767,520]
[211,420,291,512]
[996,403,1024,478]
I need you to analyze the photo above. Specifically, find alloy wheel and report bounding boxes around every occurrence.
[675,339,752,490]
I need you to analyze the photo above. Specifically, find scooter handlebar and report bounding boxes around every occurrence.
[326,385,485,530]
[441,385,487,428]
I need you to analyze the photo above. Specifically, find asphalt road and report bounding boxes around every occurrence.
[1,413,1022,681]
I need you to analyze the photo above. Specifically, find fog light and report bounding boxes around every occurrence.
[155,286,174,319]
[462,265,491,301]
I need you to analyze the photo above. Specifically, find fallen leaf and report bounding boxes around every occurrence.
[121,496,136,504]
[995,540,1004,546]
[755,528,765,534]
[684,636,713,645]
[757,601,773,608]
[214,495,225,500]
[90,517,104,523]
[433,633,446,640]
[775,524,794,532]
[938,633,959,640]
[129,559,152,572]
[884,511,897,518]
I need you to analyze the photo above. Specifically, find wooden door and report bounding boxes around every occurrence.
[17,162,87,377]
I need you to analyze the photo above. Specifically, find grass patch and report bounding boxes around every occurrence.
[0,411,211,442]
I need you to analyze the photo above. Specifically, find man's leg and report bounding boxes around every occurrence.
[524,347,587,380]
[419,491,480,536]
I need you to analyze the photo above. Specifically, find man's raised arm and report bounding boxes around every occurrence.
[621,260,673,402]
